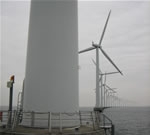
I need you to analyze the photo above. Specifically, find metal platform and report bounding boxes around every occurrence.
[1,125,105,135]
[100,125,112,129]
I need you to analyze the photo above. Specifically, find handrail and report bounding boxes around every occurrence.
[0,110,114,135]
[100,113,115,135]
[101,113,112,124]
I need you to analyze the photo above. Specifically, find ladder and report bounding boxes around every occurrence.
[12,92,23,129]
[17,92,23,122]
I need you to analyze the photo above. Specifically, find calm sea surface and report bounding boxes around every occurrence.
[80,106,150,135]
[104,107,150,135]
[1,106,150,135]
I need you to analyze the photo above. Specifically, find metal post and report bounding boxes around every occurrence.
[48,112,51,133]
[9,85,13,112]
[8,85,13,127]
[94,111,99,126]
[91,112,95,130]
[111,124,115,135]
[31,111,35,127]
[79,111,82,126]
[59,113,62,133]
[7,75,15,128]
[0,112,2,122]
[96,111,100,126]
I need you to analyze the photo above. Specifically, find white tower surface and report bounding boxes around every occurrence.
[23,0,78,112]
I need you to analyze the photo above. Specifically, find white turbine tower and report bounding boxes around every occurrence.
[79,10,123,109]
[24,0,78,113]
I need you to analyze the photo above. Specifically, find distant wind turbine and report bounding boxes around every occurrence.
[92,58,120,107]
[104,85,117,107]
[79,10,123,108]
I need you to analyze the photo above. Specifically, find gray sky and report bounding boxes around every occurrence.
[1,0,150,107]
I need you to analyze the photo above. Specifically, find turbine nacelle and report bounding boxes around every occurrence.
[92,43,101,48]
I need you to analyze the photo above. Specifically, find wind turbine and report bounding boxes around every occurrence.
[79,10,123,108]
[92,59,120,107]
[103,82,117,107]
[104,84,117,107]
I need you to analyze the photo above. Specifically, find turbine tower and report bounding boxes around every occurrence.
[23,0,78,113]
[79,10,123,108]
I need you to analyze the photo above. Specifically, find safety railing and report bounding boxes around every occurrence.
[18,111,99,130]
[0,111,8,124]
[0,110,16,128]
[100,113,115,135]
[0,110,114,135]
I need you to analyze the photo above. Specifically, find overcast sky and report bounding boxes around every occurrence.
[1,0,150,107]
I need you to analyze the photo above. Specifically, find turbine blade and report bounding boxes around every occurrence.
[105,84,117,92]
[91,58,102,74]
[79,47,95,54]
[99,10,111,46]
[99,47,123,75]
[92,58,96,66]
[105,71,120,75]
[99,75,102,82]
[105,84,111,90]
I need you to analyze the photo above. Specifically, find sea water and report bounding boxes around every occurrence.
[80,106,150,135]
[104,107,150,135]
